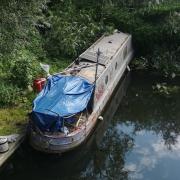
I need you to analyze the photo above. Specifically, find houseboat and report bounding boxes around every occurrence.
[29,31,134,153]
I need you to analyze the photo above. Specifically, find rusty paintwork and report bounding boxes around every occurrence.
[29,31,134,153]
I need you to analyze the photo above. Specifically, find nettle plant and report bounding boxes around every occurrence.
[44,1,103,58]
[0,82,20,107]
[10,49,41,89]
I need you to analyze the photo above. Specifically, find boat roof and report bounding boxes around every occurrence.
[79,32,129,65]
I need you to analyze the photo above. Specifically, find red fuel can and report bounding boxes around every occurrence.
[33,78,46,92]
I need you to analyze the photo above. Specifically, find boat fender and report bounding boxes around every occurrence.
[98,116,103,121]
[127,65,131,72]
[60,126,69,136]
[0,138,9,153]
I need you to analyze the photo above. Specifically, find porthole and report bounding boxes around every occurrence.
[115,62,118,70]
[105,75,108,84]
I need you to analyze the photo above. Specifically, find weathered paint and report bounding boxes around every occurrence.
[29,31,134,153]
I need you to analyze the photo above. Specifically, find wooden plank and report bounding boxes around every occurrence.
[0,134,25,168]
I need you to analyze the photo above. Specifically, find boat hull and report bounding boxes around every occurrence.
[29,50,133,154]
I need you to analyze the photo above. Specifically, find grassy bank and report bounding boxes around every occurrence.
[0,108,28,135]
[0,59,70,135]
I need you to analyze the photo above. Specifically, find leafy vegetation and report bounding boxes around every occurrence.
[152,83,180,96]
[44,1,103,57]
[10,49,42,88]
[0,108,28,135]
[0,82,20,107]
[102,1,180,76]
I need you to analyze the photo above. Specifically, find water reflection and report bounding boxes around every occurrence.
[0,72,180,180]
[117,123,180,180]
[117,73,180,150]
[112,73,180,179]
[80,72,131,180]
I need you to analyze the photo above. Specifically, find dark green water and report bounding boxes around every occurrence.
[0,72,180,180]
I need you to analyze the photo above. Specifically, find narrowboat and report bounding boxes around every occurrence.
[29,31,134,153]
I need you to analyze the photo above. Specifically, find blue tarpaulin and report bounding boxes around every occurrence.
[31,75,94,132]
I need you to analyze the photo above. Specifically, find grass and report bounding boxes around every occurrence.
[0,58,71,135]
[44,57,72,74]
[0,107,29,135]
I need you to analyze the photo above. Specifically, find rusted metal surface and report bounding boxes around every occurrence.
[29,31,134,153]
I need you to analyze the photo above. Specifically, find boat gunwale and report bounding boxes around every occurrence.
[29,32,134,153]
[30,49,134,140]
[29,50,133,153]
[30,34,133,139]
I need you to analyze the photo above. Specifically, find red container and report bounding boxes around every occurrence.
[33,78,46,92]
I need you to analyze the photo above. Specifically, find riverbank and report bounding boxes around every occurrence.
[0,108,28,135]
[0,59,70,136]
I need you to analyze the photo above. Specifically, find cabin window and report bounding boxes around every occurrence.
[105,75,108,84]
[123,46,128,59]
[115,62,118,70]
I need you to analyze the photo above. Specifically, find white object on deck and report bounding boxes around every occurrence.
[0,138,9,153]
[0,134,25,168]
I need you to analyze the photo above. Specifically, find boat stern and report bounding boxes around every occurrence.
[29,128,86,154]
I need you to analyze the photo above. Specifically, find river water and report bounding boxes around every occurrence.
[0,72,180,180]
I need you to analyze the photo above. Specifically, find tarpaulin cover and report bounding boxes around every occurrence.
[31,75,94,132]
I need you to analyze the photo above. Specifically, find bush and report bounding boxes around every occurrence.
[103,2,180,55]
[0,82,20,107]
[44,1,103,58]
[148,47,180,77]
[10,49,41,89]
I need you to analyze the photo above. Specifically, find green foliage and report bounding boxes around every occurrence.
[0,82,20,107]
[44,1,103,58]
[152,83,180,96]
[0,0,46,86]
[10,49,41,88]
[101,0,180,77]
[148,47,180,77]
[47,58,72,74]
[0,0,46,59]
[102,1,180,54]
[0,107,28,135]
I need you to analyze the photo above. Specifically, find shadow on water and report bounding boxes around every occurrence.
[0,71,180,180]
